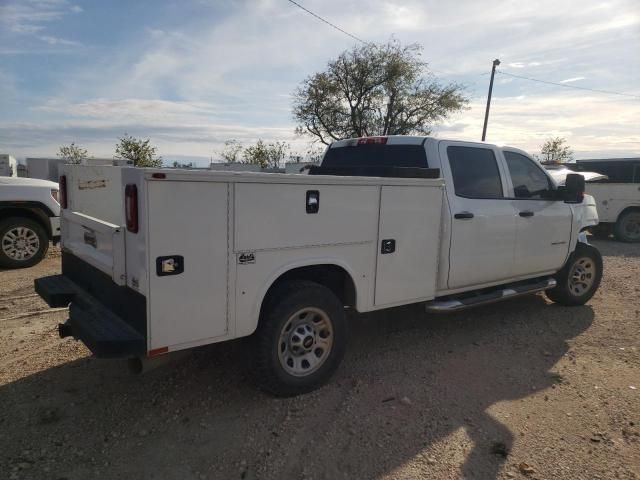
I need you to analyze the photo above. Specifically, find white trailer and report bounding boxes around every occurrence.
[35,136,602,396]
[0,154,17,177]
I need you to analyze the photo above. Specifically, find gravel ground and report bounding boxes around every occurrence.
[0,239,638,480]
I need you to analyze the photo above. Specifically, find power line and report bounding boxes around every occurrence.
[286,0,370,45]
[497,70,640,99]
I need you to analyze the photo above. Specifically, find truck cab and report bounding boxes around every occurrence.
[320,136,597,293]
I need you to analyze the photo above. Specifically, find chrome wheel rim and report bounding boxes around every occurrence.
[278,307,333,377]
[568,257,595,296]
[2,226,40,261]
[622,213,640,240]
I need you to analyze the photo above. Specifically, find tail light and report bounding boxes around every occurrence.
[125,184,139,233]
[59,175,67,209]
[357,137,387,145]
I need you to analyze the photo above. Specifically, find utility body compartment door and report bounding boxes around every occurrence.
[146,180,229,350]
[374,185,443,305]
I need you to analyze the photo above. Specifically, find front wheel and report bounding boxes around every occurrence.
[253,280,348,396]
[546,243,602,306]
[0,217,49,269]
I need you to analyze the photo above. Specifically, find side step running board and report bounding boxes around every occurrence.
[426,277,556,313]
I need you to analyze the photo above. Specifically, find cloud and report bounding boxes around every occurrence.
[434,93,640,158]
[1,0,639,161]
[38,35,82,47]
[1,0,70,34]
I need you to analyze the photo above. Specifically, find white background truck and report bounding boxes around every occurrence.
[570,158,640,242]
[0,176,60,268]
[35,136,601,396]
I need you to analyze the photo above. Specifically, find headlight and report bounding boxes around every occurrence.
[51,189,59,204]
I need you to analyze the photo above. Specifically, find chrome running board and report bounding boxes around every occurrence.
[425,277,556,313]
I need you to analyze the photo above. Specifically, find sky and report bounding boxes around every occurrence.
[1,0,639,166]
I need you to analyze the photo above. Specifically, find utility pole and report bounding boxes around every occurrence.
[481,58,500,141]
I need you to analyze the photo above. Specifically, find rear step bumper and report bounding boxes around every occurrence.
[426,277,556,313]
[35,275,145,358]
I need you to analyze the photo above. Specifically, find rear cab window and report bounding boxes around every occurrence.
[446,146,503,199]
[322,143,428,168]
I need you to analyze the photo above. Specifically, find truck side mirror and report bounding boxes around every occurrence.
[564,173,585,203]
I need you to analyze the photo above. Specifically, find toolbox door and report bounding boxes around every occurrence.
[374,185,443,306]
[147,181,229,349]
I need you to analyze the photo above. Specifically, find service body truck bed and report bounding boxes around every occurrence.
[36,136,602,395]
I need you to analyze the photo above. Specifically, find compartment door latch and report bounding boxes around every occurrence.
[156,255,184,276]
[380,239,396,254]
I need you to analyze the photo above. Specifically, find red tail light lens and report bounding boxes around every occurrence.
[357,137,387,145]
[59,175,67,209]
[125,184,139,233]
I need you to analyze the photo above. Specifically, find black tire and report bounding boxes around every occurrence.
[0,217,49,269]
[253,280,348,397]
[545,243,602,306]
[614,210,640,243]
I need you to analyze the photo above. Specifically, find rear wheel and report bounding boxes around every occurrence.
[0,217,49,269]
[546,243,602,306]
[253,280,348,396]
[614,211,640,243]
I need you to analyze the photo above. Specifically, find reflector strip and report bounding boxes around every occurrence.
[148,346,169,357]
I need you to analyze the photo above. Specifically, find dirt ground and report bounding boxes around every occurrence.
[0,239,638,480]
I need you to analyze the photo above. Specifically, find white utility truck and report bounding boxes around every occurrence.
[0,176,60,268]
[570,158,640,242]
[35,137,602,396]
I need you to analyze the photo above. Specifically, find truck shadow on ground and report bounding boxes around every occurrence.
[0,294,594,480]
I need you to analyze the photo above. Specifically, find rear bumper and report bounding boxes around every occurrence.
[35,274,146,358]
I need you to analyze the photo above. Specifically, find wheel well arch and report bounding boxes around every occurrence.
[617,205,640,221]
[0,206,51,237]
[259,263,357,319]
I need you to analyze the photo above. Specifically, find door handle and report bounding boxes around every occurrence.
[519,211,534,217]
[454,212,474,220]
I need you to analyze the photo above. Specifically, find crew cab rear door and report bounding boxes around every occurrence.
[501,150,572,276]
[439,141,516,289]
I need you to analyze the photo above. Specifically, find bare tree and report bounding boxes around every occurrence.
[219,140,244,163]
[538,137,573,164]
[242,140,289,169]
[293,39,468,144]
[115,134,162,167]
[57,143,88,164]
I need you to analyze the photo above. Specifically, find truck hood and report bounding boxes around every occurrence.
[0,176,59,189]
[546,167,607,185]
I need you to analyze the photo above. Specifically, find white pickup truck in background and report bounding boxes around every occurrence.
[35,136,602,396]
[0,176,60,268]
[570,158,640,242]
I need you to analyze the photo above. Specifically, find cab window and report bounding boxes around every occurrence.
[504,151,552,199]
[447,146,503,199]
